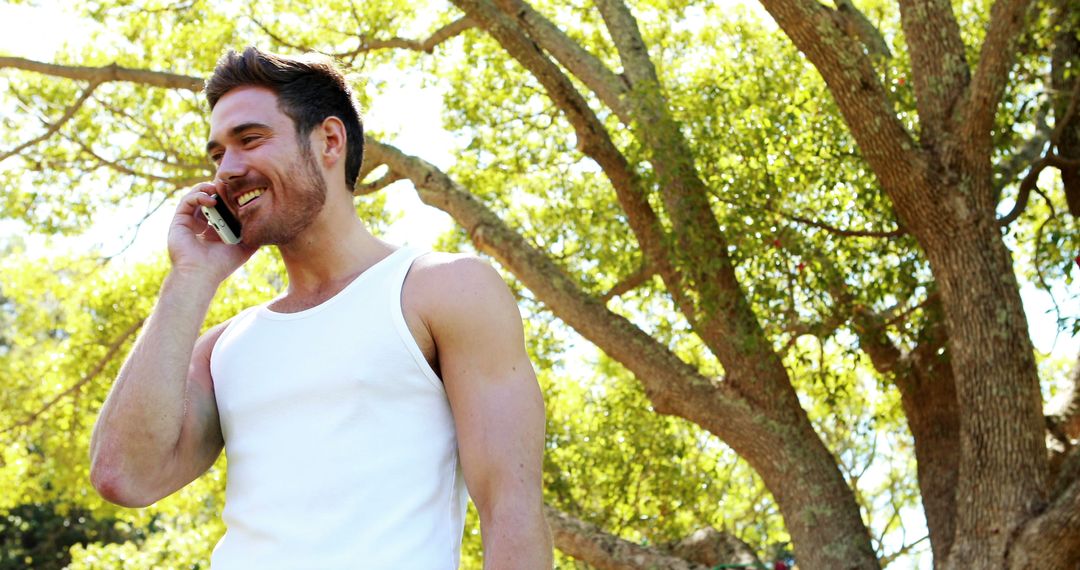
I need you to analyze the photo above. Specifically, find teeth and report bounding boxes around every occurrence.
[237,188,265,206]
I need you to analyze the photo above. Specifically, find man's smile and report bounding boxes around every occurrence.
[237,187,265,208]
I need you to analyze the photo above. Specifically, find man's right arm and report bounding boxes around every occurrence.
[90,275,224,507]
[89,185,254,507]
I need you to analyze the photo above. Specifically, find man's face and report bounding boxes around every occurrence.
[206,86,327,247]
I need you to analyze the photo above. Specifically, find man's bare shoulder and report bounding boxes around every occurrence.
[409,252,505,294]
[405,251,516,324]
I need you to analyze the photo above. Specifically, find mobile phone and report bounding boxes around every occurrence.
[201,195,242,245]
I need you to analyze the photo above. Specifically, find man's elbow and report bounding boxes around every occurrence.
[89,461,158,508]
[479,501,553,568]
[479,495,550,540]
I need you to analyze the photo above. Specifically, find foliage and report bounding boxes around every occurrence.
[543,355,789,554]
[0,502,134,570]
[0,0,1077,567]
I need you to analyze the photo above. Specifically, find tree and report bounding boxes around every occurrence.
[1,0,1078,568]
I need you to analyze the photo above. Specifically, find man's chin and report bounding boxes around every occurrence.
[241,228,291,248]
[238,228,267,248]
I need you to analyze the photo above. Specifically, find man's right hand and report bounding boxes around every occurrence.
[169,182,257,283]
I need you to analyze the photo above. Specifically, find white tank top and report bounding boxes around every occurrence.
[208,247,468,569]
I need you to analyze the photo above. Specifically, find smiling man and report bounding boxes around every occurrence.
[88,47,552,569]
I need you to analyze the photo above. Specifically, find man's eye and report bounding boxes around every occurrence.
[210,154,223,163]
[242,136,260,145]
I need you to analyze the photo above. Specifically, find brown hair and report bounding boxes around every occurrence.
[205,47,364,190]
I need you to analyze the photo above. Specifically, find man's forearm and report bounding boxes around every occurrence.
[89,270,218,502]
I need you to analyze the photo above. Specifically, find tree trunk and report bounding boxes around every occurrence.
[747,418,880,570]
[912,174,1048,568]
[688,359,880,570]
[1050,0,1080,217]
[852,295,961,565]
[895,320,961,564]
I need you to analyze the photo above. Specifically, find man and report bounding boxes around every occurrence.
[89,47,552,569]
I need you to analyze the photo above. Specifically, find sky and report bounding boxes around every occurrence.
[1,2,1078,568]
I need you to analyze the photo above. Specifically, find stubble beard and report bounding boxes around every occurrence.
[244,145,328,247]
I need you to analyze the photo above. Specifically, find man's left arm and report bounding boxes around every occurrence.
[422,255,552,569]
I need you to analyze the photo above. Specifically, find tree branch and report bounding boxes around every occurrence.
[845,289,961,561]
[103,186,182,261]
[4,83,206,187]
[996,113,1080,226]
[959,0,1037,158]
[1050,442,1080,501]
[66,132,204,187]
[997,76,1080,224]
[753,0,930,220]
[593,0,658,90]
[491,0,632,123]
[0,318,145,435]
[448,0,674,312]
[364,138,739,421]
[849,303,905,376]
[668,527,765,568]
[92,92,209,171]
[839,284,936,370]
[779,209,906,238]
[594,0,803,409]
[0,56,204,91]
[600,261,655,302]
[354,168,403,196]
[896,0,969,144]
[1048,152,1080,169]
[879,534,930,568]
[356,16,475,53]
[0,80,101,163]
[545,505,710,570]
[1050,6,1080,217]
[834,0,892,57]
[780,301,851,353]
[713,193,906,239]
[253,13,474,58]
[249,15,318,54]
[1005,469,1080,569]
[997,154,1051,226]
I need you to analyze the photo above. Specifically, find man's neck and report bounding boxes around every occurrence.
[275,211,394,306]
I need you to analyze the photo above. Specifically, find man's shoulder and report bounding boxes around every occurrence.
[409,251,503,292]
[405,251,514,320]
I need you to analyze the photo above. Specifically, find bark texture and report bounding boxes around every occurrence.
[1051,0,1080,216]
[669,527,764,568]
[757,0,1061,565]
[544,506,711,570]
[918,196,1047,569]
[0,56,204,91]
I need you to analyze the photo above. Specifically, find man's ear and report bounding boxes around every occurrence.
[316,116,347,168]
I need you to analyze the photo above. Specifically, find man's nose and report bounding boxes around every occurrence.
[216,148,247,182]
